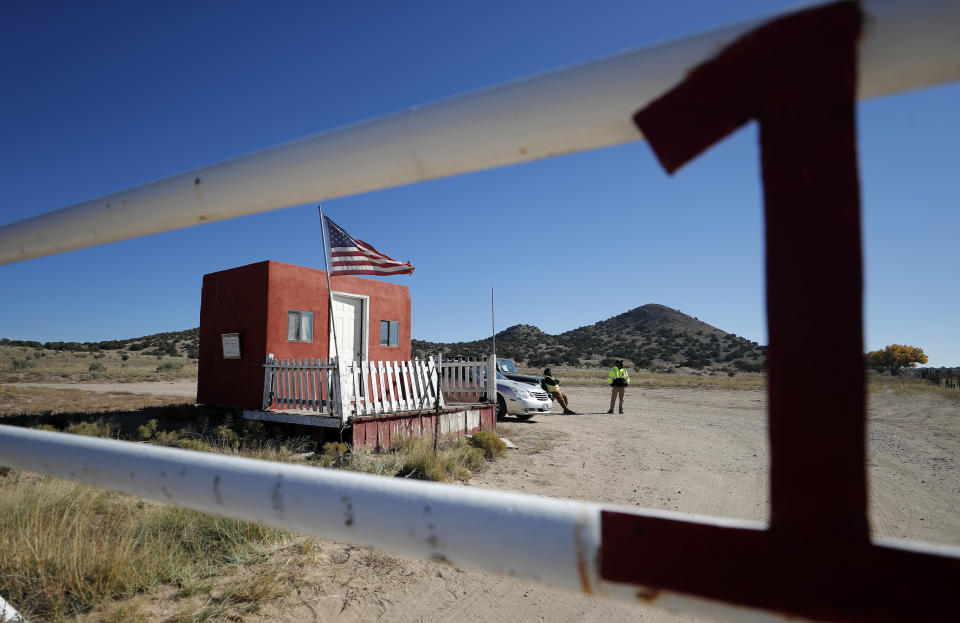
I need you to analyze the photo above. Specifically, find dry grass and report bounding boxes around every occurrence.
[521,365,960,397]
[0,470,304,622]
[335,434,490,482]
[868,375,960,400]
[0,384,190,417]
[469,430,508,459]
[0,388,509,620]
[520,364,767,390]
[0,344,197,384]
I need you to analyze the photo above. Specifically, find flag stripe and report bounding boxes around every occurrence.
[325,216,414,276]
[332,261,413,269]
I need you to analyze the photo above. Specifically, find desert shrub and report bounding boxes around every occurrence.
[0,474,284,620]
[156,361,184,373]
[178,439,211,452]
[451,438,486,476]
[526,355,548,368]
[121,354,130,361]
[88,361,106,373]
[214,424,240,449]
[322,441,348,458]
[236,419,267,446]
[396,441,451,481]
[66,420,111,438]
[386,435,493,482]
[1,338,42,348]
[314,441,349,467]
[733,359,764,372]
[10,358,35,371]
[137,419,159,440]
[342,446,404,476]
[469,430,507,459]
[153,430,181,445]
[650,358,673,373]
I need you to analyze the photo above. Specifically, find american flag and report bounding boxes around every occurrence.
[324,216,415,276]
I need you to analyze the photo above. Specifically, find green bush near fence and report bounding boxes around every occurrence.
[469,430,507,459]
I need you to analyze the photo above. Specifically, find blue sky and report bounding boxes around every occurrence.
[1,1,958,367]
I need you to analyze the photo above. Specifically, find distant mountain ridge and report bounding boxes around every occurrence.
[1,304,766,371]
[413,304,766,371]
[1,329,199,359]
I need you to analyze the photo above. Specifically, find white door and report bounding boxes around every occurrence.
[331,294,365,400]
[330,295,364,362]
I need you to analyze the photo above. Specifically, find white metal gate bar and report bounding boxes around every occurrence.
[0,594,28,623]
[1,0,957,266]
[0,424,753,611]
[3,424,955,622]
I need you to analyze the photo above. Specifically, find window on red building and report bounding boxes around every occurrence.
[287,310,313,342]
[380,320,399,347]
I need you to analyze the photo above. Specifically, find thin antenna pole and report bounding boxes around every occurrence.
[318,205,340,363]
[434,353,442,454]
[491,287,496,360]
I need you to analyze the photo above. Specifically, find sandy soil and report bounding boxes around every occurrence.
[258,385,959,623]
[7,380,199,397]
[35,381,957,621]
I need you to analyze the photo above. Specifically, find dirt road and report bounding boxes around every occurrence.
[8,380,198,397]
[22,380,955,621]
[261,384,959,622]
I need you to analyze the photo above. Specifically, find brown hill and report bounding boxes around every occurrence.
[412,304,765,371]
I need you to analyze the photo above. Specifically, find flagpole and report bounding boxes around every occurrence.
[318,205,340,365]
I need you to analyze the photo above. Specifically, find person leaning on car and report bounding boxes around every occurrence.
[607,360,630,414]
[541,368,576,414]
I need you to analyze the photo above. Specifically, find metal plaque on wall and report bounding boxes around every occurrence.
[221,333,241,359]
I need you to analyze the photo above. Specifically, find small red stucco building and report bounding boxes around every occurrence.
[198,260,411,410]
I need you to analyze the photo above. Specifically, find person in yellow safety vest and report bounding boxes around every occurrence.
[607,360,630,414]
[541,368,576,415]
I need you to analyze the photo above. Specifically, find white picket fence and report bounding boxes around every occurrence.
[262,355,341,413]
[345,357,445,417]
[262,354,497,421]
[440,355,497,405]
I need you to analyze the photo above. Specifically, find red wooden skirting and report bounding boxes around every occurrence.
[350,404,495,452]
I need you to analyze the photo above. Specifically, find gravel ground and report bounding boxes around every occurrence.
[29,381,957,622]
[264,384,959,623]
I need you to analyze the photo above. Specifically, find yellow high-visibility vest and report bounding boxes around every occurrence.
[608,367,630,385]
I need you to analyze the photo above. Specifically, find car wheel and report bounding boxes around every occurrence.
[496,395,507,421]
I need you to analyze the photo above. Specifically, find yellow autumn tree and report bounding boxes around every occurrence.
[865,344,928,376]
